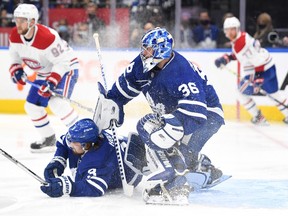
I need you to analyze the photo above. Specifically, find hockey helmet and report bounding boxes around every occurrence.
[223,17,240,30]
[14,4,39,23]
[66,118,99,147]
[140,27,174,72]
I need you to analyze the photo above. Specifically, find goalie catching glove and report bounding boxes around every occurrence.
[137,113,184,150]
[38,72,61,97]
[93,82,124,133]
[40,176,73,198]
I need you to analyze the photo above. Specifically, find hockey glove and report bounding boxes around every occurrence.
[137,113,184,150]
[38,72,61,97]
[93,82,124,132]
[9,64,27,85]
[40,176,73,198]
[253,77,264,94]
[44,156,67,180]
[215,54,231,68]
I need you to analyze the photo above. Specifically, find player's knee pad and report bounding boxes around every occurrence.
[49,97,78,127]
[24,101,47,118]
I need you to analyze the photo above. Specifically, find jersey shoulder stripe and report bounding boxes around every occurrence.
[32,24,56,50]
[234,32,246,53]
[9,27,22,44]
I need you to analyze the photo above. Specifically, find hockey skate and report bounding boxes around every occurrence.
[197,154,223,186]
[251,111,269,126]
[143,183,192,205]
[30,134,56,153]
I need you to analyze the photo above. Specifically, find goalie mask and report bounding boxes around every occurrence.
[140,27,174,73]
[66,118,99,149]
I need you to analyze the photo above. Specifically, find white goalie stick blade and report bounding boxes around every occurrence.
[204,175,232,189]
[185,172,231,190]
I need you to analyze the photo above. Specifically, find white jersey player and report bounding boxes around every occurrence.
[9,4,79,152]
[215,17,288,125]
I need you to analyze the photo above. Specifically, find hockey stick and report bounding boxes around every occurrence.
[221,65,288,109]
[93,33,134,197]
[26,80,94,113]
[0,147,48,185]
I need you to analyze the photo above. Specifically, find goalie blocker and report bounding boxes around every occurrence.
[93,82,124,133]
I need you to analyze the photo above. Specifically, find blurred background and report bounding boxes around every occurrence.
[1,0,288,49]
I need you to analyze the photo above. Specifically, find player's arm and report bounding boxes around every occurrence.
[214,53,236,68]
[107,55,144,105]
[38,33,72,97]
[94,55,145,130]
[8,43,27,85]
[43,135,69,180]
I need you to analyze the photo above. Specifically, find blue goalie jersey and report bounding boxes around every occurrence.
[107,51,225,135]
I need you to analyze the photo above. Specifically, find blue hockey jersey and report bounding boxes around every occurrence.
[53,131,136,197]
[107,51,225,135]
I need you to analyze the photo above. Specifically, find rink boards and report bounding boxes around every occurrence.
[0,48,287,121]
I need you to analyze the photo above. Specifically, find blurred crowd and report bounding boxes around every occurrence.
[1,0,288,48]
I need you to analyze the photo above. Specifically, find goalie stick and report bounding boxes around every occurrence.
[0,147,48,185]
[26,80,94,113]
[220,65,288,109]
[93,33,134,197]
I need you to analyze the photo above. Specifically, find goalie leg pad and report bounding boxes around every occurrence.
[124,132,147,174]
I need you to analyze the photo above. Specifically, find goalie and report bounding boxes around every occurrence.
[94,27,227,204]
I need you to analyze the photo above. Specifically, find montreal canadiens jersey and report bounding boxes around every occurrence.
[231,32,274,75]
[9,24,78,79]
[54,131,124,197]
[107,51,225,135]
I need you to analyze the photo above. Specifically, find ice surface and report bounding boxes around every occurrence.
[0,114,287,216]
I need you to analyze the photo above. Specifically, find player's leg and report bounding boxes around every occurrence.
[49,70,79,127]
[180,114,224,184]
[25,83,56,152]
[260,66,288,124]
[238,74,268,125]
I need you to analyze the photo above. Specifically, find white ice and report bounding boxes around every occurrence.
[0,114,287,216]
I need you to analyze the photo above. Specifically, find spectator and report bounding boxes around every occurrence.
[217,12,234,48]
[0,8,13,27]
[130,21,155,48]
[192,9,219,49]
[54,18,71,42]
[72,21,90,47]
[180,11,197,48]
[253,12,274,47]
[81,2,105,45]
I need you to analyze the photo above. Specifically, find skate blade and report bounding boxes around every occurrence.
[30,146,56,153]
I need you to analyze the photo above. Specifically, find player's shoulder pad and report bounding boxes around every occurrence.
[32,24,56,50]
[234,32,246,53]
[9,27,22,44]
